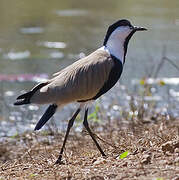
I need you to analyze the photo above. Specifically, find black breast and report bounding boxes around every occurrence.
[78,56,123,102]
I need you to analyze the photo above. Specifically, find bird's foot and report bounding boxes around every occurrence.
[55,159,64,165]
[54,155,64,165]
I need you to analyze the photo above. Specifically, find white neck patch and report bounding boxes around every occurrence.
[105,26,133,64]
[98,46,110,53]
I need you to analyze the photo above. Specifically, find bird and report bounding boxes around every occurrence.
[14,19,147,164]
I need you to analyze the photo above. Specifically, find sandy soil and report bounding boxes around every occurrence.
[0,118,179,180]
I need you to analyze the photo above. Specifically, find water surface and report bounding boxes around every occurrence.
[0,0,178,136]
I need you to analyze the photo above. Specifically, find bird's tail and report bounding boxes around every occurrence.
[34,104,58,130]
[14,82,48,106]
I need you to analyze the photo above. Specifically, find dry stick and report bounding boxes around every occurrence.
[15,148,32,162]
[1,163,25,171]
[153,56,179,78]
[94,133,125,149]
[153,45,167,78]
[1,148,32,171]
[164,57,179,71]
[27,149,34,162]
[153,57,166,79]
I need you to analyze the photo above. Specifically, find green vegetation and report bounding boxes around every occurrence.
[119,151,129,159]
[88,102,100,123]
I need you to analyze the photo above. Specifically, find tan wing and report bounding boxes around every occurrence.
[31,49,114,105]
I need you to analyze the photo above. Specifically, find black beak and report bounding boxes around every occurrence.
[133,26,147,31]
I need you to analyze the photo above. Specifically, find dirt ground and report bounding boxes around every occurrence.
[0,118,179,180]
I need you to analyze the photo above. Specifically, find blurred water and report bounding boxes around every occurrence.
[0,0,179,136]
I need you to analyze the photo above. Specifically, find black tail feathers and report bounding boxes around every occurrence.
[34,104,57,130]
[14,82,48,106]
[16,91,32,100]
[14,91,33,105]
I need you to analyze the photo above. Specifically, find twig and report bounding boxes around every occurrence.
[164,57,179,71]
[94,133,120,149]
[153,46,179,78]
[153,57,165,78]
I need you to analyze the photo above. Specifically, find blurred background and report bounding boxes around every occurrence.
[0,0,179,136]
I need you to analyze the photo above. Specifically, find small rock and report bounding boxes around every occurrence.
[121,161,128,167]
[89,176,104,180]
[175,157,179,164]
[174,141,179,149]
[172,176,179,180]
[161,141,174,153]
[175,148,179,154]
[141,154,151,164]
[93,157,107,165]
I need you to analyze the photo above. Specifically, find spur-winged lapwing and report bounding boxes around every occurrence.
[14,19,147,164]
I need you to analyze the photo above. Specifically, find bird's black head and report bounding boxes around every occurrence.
[104,19,147,46]
[103,19,147,63]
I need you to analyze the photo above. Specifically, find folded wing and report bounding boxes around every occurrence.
[30,49,114,105]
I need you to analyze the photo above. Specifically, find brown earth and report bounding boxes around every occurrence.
[0,118,179,180]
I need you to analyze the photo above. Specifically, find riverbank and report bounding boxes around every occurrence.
[0,116,178,180]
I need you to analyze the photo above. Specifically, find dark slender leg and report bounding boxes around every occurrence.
[83,108,106,156]
[55,108,81,164]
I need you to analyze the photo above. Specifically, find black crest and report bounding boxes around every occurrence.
[103,19,133,46]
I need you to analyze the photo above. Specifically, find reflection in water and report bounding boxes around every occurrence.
[0,74,48,82]
[3,51,30,60]
[55,9,88,17]
[49,51,64,59]
[20,27,44,34]
[38,41,66,49]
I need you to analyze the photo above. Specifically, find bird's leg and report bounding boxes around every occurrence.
[83,108,106,156]
[55,108,81,164]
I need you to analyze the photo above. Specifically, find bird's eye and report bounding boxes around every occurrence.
[129,26,134,30]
